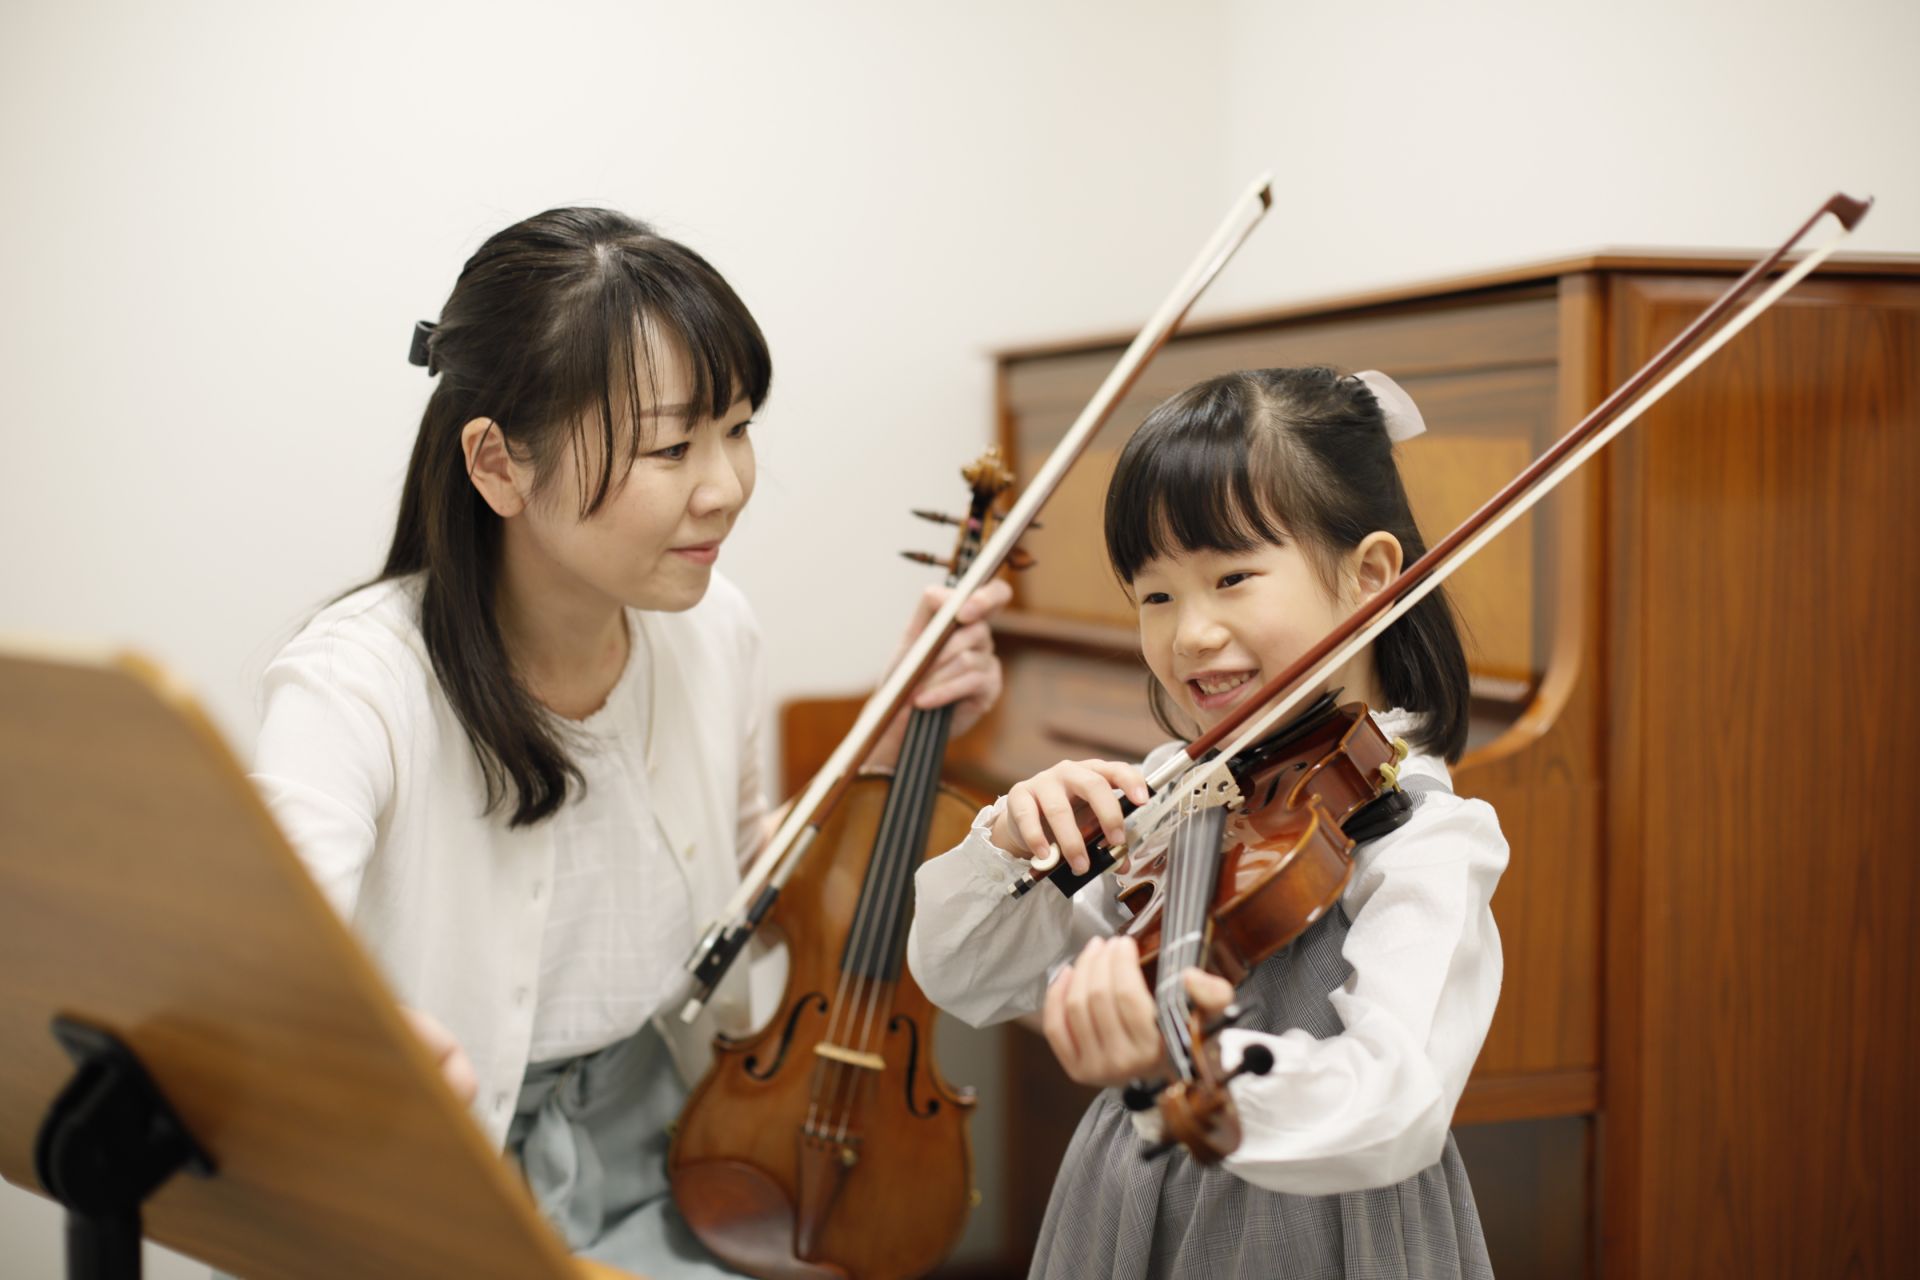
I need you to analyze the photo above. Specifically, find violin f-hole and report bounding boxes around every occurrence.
[745,992,828,1081]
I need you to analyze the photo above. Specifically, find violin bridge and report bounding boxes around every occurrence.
[814,1042,887,1071]
[1125,761,1243,854]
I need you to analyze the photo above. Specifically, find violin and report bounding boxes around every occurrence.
[668,451,1016,1280]
[1111,698,1408,987]
[1011,695,1413,1164]
[1011,192,1874,1163]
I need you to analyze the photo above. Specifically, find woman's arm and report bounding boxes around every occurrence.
[249,623,403,919]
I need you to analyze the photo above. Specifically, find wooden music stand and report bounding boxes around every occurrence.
[0,639,633,1280]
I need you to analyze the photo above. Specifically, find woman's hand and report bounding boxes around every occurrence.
[1041,936,1236,1088]
[400,1005,478,1106]
[989,758,1148,873]
[868,580,1012,768]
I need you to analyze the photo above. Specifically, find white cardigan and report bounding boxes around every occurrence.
[250,572,773,1150]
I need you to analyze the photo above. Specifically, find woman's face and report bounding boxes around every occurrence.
[511,347,757,615]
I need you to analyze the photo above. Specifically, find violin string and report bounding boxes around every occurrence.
[1164,803,1228,1081]
[809,708,925,1135]
[826,703,948,1139]
[848,704,953,1119]
[836,521,983,1084]
[823,716,922,1139]
[834,703,948,1141]
[810,709,921,1138]
[821,517,987,1137]
[1158,804,1197,1079]
[1176,807,1206,1072]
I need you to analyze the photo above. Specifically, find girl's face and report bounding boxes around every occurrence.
[511,353,757,615]
[1131,534,1391,734]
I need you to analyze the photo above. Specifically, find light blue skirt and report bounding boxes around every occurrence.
[507,1023,745,1279]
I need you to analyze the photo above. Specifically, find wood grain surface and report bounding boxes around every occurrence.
[0,645,618,1279]
[1602,275,1920,1278]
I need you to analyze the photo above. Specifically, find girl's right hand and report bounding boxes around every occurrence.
[989,758,1149,875]
[400,1005,478,1106]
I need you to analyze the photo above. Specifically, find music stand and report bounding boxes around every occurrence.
[0,639,633,1280]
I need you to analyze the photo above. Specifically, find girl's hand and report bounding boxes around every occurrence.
[1041,936,1236,1088]
[990,758,1148,873]
[869,580,1012,768]
[400,1005,478,1106]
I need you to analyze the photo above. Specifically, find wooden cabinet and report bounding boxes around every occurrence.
[787,251,1920,1278]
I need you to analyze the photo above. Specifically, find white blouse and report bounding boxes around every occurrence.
[525,624,696,1064]
[905,709,1507,1195]
[250,572,774,1150]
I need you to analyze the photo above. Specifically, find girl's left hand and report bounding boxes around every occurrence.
[1041,935,1236,1088]
[869,580,1011,768]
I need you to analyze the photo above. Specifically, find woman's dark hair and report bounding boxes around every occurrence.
[1103,365,1469,761]
[381,207,772,826]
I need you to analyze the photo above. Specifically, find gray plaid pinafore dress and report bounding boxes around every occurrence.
[1027,903,1492,1279]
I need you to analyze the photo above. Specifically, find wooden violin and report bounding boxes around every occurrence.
[1112,698,1408,988]
[668,451,1016,1280]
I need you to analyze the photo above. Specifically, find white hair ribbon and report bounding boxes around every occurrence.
[1353,370,1427,443]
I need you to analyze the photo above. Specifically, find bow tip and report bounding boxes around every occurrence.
[1830,192,1874,232]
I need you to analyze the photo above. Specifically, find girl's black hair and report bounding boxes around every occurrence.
[1103,365,1470,761]
[381,207,772,826]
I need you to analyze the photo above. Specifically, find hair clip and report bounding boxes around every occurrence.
[409,320,438,372]
[1352,370,1427,443]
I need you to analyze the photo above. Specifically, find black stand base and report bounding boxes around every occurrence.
[33,1015,215,1280]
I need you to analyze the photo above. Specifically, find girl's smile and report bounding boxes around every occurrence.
[1187,667,1261,712]
[1132,534,1397,734]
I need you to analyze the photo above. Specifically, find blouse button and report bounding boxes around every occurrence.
[531,880,545,902]
[515,987,531,1007]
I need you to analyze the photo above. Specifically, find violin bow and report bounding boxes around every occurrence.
[674,174,1278,1021]
[1121,192,1873,854]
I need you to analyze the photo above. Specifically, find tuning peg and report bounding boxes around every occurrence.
[912,508,966,527]
[1006,547,1037,572]
[901,550,958,572]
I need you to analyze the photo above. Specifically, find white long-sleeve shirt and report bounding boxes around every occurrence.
[249,572,775,1149]
[906,709,1507,1195]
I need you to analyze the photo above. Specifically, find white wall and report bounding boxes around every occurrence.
[1207,0,1920,312]
[3,1,1915,1275]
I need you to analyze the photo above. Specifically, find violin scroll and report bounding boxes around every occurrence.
[903,447,1037,577]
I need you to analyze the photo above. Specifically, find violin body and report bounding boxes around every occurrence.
[1116,702,1406,985]
[669,773,978,1280]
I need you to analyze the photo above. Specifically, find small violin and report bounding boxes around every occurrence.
[1015,696,1413,1163]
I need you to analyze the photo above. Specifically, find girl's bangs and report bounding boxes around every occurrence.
[1105,386,1289,585]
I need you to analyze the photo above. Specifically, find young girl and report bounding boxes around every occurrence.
[249,207,1008,1276]
[908,366,1505,1278]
